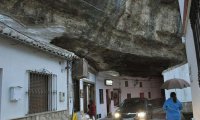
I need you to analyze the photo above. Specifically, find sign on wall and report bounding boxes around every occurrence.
[104,79,113,86]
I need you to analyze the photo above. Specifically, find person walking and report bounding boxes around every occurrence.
[88,100,96,120]
[163,92,183,120]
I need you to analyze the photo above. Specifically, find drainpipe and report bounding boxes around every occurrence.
[66,60,71,117]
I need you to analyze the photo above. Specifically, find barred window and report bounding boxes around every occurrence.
[28,71,57,114]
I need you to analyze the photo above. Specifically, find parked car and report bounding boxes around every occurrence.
[113,98,152,120]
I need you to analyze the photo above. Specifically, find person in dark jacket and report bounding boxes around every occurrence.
[88,100,96,120]
[163,92,183,120]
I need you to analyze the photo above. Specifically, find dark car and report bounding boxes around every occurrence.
[113,98,152,120]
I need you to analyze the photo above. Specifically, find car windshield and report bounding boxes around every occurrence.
[120,98,147,109]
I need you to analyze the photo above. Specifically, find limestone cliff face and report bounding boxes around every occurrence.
[0,0,186,76]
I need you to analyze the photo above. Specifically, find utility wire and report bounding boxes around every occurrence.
[79,0,106,13]
[79,0,127,17]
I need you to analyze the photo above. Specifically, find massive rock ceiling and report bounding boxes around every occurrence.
[0,0,186,77]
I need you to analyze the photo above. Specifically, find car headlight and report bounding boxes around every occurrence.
[114,112,121,118]
[137,112,146,118]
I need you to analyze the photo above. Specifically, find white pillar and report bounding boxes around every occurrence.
[86,85,89,105]
[0,68,2,120]
[69,68,73,115]
[80,80,84,112]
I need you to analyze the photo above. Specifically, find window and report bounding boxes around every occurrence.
[29,71,57,114]
[125,81,128,87]
[127,93,131,99]
[139,82,143,87]
[99,89,104,104]
[148,92,151,99]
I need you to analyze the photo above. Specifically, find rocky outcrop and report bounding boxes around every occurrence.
[0,0,186,76]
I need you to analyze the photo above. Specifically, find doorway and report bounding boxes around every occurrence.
[113,89,120,106]
[73,79,80,112]
[140,92,144,98]
[83,82,95,113]
[106,89,111,115]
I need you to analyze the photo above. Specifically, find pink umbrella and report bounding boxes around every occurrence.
[161,78,190,90]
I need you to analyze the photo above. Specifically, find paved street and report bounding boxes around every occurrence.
[98,107,192,120]
[99,116,165,120]
[101,118,164,120]
[99,108,166,120]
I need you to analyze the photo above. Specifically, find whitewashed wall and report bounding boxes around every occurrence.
[0,68,2,119]
[177,0,199,119]
[95,76,114,119]
[0,37,69,120]
[88,72,96,82]
[119,78,162,102]
[185,22,200,119]
[162,63,192,102]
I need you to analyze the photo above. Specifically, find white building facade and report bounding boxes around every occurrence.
[0,18,76,120]
[95,75,163,119]
[177,0,200,119]
[162,63,192,113]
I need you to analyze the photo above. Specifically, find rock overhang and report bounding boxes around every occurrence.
[0,0,187,77]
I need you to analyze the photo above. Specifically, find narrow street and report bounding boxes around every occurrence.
[0,0,198,120]
[73,108,165,120]
[99,107,166,120]
[100,118,164,120]
[98,107,192,120]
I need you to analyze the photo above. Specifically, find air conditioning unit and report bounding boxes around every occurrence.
[72,58,88,79]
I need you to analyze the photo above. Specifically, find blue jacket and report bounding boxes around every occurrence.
[163,98,183,120]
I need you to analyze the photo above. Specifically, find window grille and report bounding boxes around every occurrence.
[28,71,57,114]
